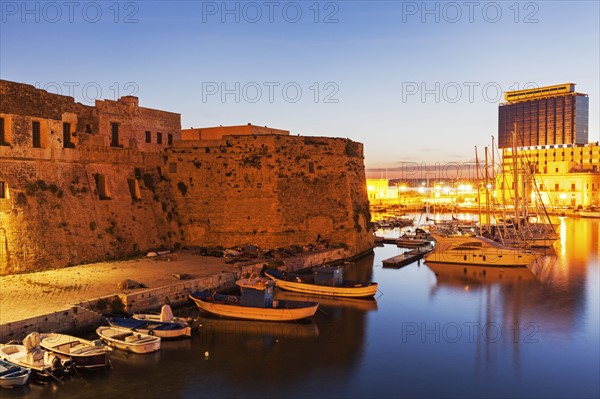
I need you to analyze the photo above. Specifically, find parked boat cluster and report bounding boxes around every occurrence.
[0,265,378,389]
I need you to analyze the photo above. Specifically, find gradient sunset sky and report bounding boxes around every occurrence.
[1,1,598,172]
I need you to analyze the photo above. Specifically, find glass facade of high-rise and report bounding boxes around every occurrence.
[498,84,589,148]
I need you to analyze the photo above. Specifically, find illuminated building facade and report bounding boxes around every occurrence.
[366,179,392,200]
[499,143,600,207]
[498,83,589,148]
[497,83,598,208]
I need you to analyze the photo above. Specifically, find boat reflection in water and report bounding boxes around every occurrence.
[197,314,320,340]
[274,290,379,312]
[426,262,538,289]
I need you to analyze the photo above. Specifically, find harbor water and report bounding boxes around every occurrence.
[5,217,599,398]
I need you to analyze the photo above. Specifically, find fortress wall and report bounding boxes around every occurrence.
[167,135,373,254]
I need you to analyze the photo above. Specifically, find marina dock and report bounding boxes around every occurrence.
[374,236,400,245]
[382,245,434,268]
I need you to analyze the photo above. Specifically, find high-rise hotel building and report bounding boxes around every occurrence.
[498,83,589,148]
[498,84,598,208]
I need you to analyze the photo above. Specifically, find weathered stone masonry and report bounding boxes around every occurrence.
[167,136,373,254]
[0,80,373,275]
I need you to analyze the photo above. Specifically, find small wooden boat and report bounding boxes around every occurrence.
[189,277,319,322]
[40,333,112,369]
[96,326,161,354]
[0,359,31,389]
[107,317,191,339]
[0,333,73,380]
[264,266,378,298]
[132,304,190,326]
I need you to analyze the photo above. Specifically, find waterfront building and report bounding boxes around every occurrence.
[498,142,600,208]
[496,83,598,209]
[498,83,589,149]
[366,179,394,201]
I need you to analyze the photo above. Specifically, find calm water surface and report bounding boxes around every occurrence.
[6,217,599,398]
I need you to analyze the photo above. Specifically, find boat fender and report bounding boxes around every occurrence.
[148,330,155,336]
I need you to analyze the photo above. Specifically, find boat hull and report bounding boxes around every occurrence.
[0,360,31,389]
[40,334,111,369]
[189,293,318,322]
[0,344,72,380]
[96,327,161,354]
[580,211,600,218]
[424,252,538,267]
[132,314,189,326]
[426,234,540,267]
[267,277,378,298]
[108,318,191,339]
[396,239,431,248]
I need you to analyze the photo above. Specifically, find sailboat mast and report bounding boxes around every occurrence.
[512,123,520,228]
[475,146,482,234]
[485,146,491,234]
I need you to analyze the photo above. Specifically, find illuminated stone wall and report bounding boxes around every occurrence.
[0,80,373,275]
[167,135,373,254]
[0,80,182,274]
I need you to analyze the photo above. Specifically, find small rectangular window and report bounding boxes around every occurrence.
[167,133,173,145]
[169,162,177,173]
[63,122,74,148]
[145,131,151,143]
[555,183,559,191]
[32,121,41,148]
[0,117,7,146]
[128,179,141,200]
[0,181,6,199]
[571,183,576,191]
[157,132,163,145]
[111,123,119,147]
[94,174,111,200]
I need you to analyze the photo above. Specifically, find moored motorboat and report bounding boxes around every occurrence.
[0,333,73,380]
[424,233,540,267]
[579,206,600,218]
[189,277,319,322]
[107,317,191,339]
[264,266,378,298]
[0,359,31,389]
[40,333,111,369]
[96,326,161,354]
[132,304,190,327]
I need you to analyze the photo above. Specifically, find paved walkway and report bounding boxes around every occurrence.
[0,250,237,324]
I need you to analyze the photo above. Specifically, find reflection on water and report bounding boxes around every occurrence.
[5,218,598,398]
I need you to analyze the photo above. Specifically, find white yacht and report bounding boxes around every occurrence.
[424,233,540,267]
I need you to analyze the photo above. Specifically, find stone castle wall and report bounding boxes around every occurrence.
[167,135,373,254]
[0,80,372,275]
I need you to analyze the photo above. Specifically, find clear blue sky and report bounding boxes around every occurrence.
[1,1,598,171]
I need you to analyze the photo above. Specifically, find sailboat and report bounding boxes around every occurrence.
[496,126,559,248]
